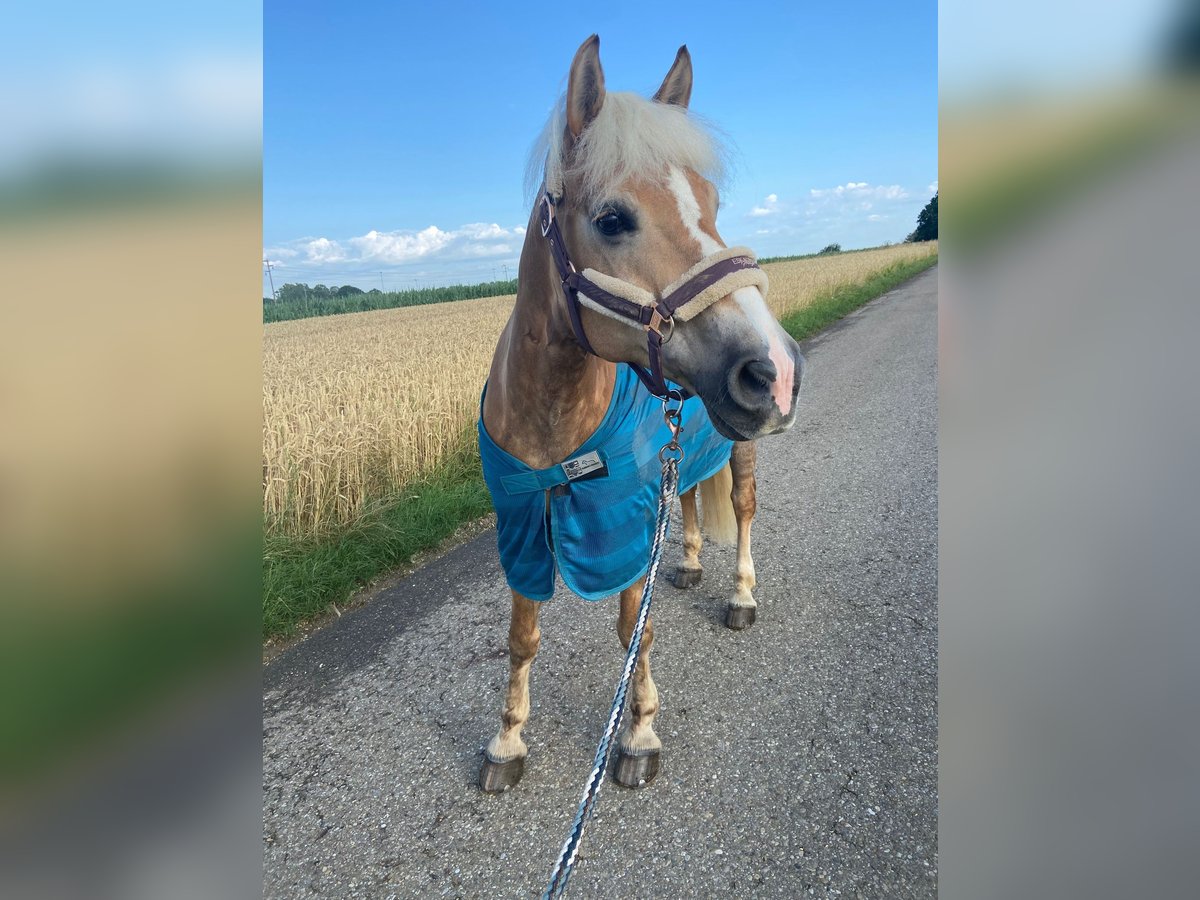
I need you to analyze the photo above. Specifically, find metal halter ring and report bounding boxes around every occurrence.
[661,388,684,421]
[646,309,675,344]
[658,442,685,464]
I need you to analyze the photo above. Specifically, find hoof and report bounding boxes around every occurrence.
[479,753,525,793]
[612,747,661,788]
[725,604,757,630]
[673,566,703,589]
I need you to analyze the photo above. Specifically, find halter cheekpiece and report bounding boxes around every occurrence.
[539,191,769,398]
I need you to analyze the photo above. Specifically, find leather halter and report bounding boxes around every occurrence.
[539,191,764,399]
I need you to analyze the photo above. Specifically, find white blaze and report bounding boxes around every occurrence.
[667,166,723,256]
[667,166,795,416]
[734,287,795,416]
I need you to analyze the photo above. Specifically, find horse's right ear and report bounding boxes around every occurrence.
[566,34,606,138]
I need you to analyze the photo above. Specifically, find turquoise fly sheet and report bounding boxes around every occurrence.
[478,364,733,601]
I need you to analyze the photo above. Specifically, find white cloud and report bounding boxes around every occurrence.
[458,222,511,241]
[810,182,910,201]
[304,237,345,263]
[867,214,886,221]
[349,226,454,261]
[747,192,781,217]
[271,222,527,268]
[928,180,939,194]
[459,242,513,258]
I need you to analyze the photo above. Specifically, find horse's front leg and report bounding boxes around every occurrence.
[613,577,662,787]
[726,440,759,630]
[479,591,541,793]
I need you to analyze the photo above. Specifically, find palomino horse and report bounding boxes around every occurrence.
[478,35,803,792]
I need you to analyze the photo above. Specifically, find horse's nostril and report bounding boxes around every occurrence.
[732,358,776,405]
[734,360,772,393]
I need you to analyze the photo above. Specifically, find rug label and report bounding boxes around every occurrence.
[561,451,607,482]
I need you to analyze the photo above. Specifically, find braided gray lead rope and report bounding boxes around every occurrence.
[542,406,684,900]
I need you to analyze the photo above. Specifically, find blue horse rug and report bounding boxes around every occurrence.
[478,364,733,601]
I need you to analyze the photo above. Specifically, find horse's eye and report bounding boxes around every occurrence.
[593,210,630,237]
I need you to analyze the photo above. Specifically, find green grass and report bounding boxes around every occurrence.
[263,436,492,639]
[262,256,938,640]
[779,252,938,341]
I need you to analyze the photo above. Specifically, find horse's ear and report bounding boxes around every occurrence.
[653,45,693,109]
[567,34,606,138]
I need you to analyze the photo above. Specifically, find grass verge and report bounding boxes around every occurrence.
[262,255,938,641]
[263,437,491,639]
[779,252,937,341]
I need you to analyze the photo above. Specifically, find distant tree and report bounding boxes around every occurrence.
[276,283,310,303]
[335,285,364,298]
[907,194,938,242]
[368,288,383,295]
[819,243,842,254]
[311,284,332,299]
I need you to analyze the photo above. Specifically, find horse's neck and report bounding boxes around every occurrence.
[484,245,615,470]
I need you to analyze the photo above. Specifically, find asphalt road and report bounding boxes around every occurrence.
[264,267,939,899]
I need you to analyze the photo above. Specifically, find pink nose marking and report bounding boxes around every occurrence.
[768,339,794,416]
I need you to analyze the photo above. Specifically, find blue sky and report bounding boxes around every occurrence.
[264,1,937,294]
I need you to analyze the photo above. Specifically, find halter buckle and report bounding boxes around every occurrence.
[646,309,675,344]
[540,194,555,237]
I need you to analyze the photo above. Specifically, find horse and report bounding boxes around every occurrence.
[478,35,804,793]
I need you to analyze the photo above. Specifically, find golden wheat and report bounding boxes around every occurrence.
[263,242,936,537]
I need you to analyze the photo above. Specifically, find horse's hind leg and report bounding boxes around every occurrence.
[613,578,662,788]
[479,591,541,793]
[726,441,759,630]
[673,487,704,588]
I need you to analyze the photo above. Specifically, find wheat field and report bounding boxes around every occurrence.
[263,243,936,538]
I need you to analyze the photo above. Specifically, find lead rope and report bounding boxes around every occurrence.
[541,393,686,900]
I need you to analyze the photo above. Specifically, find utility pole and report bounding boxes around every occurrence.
[379,271,385,292]
[502,263,508,280]
[264,259,277,302]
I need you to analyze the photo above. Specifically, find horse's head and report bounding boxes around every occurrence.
[537,35,804,441]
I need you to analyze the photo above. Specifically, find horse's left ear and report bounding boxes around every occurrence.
[653,45,693,109]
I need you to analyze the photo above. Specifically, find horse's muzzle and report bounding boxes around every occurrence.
[699,344,804,441]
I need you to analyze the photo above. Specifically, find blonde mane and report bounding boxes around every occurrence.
[526,91,729,208]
